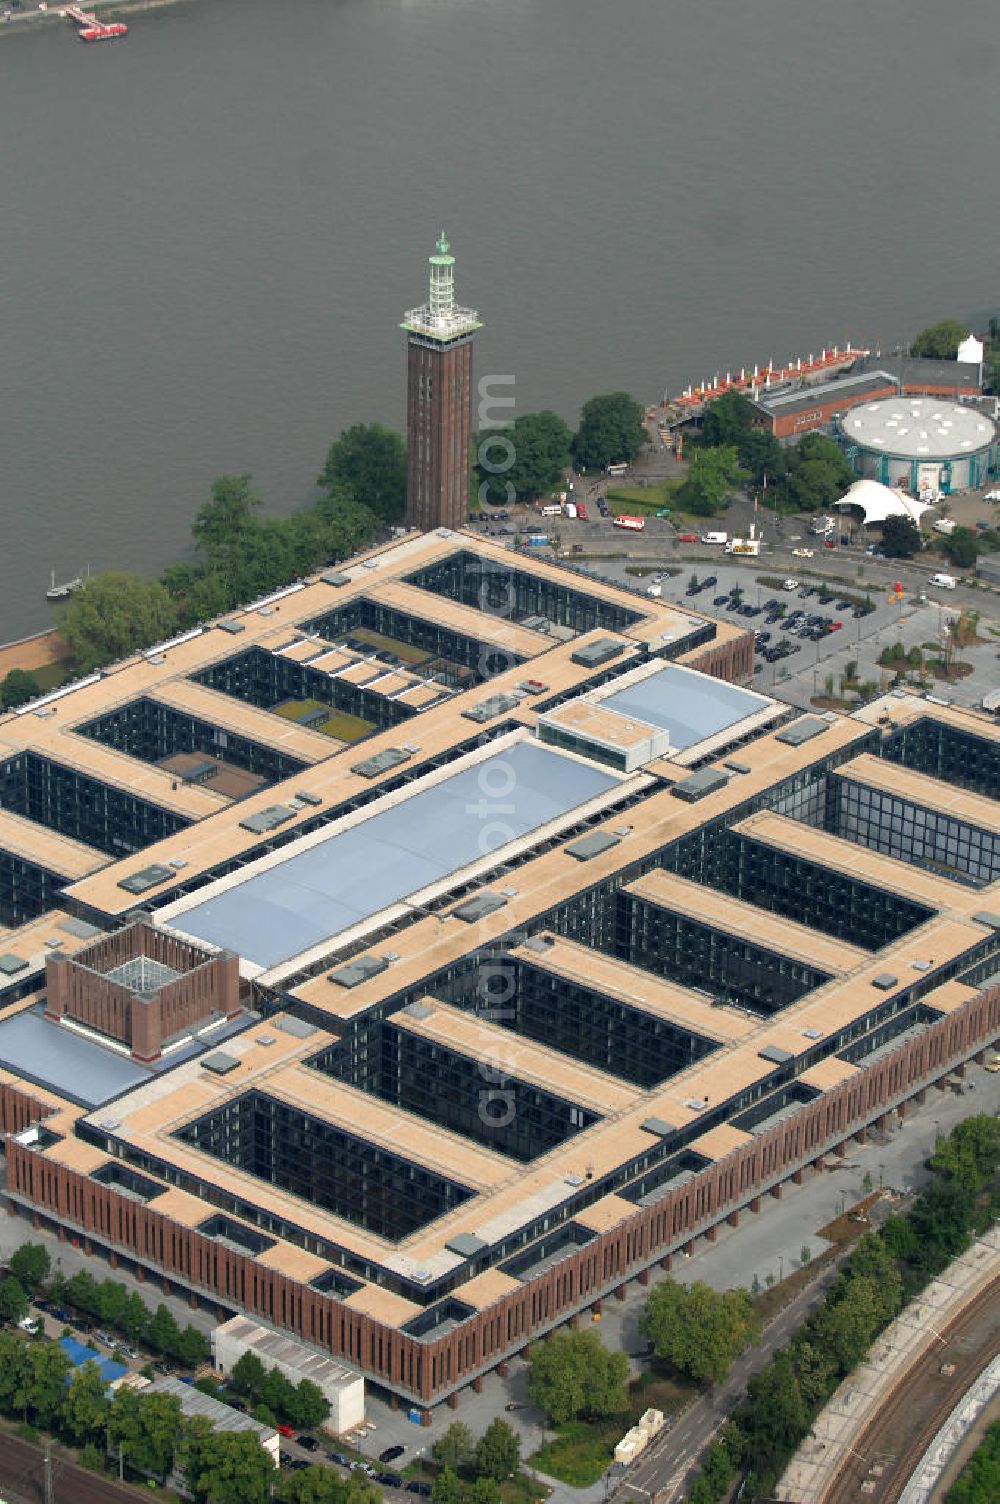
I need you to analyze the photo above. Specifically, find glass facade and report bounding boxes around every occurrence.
[175,1090,474,1242]
[882,717,1000,801]
[311,1020,599,1163]
[78,696,306,787]
[302,599,523,686]
[0,750,189,857]
[406,551,643,634]
[191,647,415,738]
[830,773,1000,886]
[661,823,935,950]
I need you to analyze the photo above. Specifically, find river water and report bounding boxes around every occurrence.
[0,0,997,640]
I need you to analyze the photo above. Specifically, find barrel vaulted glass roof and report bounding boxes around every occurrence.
[600,663,771,751]
[168,742,620,970]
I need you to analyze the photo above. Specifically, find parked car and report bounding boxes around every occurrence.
[329,1453,351,1467]
[377,1475,404,1489]
[380,1446,406,1463]
[702,575,718,588]
[298,1435,320,1451]
[279,1451,295,1469]
[677,532,698,543]
[407,1483,432,1497]
[278,1424,295,1438]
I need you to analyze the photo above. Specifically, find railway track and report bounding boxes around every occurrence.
[821,1272,1000,1504]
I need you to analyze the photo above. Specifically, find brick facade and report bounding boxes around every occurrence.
[8,981,999,1408]
[405,337,474,533]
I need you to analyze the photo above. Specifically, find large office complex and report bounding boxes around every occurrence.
[1,531,999,1418]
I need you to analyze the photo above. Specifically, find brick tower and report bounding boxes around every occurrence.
[402,233,481,532]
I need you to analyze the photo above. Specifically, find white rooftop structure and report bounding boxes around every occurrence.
[836,479,936,527]
[840,397,995,462]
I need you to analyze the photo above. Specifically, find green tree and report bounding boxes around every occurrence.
[0,1330,27,1414]
[63,1360,111,1445]
[738,1352,809,1468]
[700,390,756,449]
[147,1303,182,1358]
[678,445,742,516]
[109,1387,183,1480]
[784,434,854,513]
[475,411,572,507]
[319,422,407,522]
[526,1329,628,1424]
[945,527,979,569]
[573,392,645,472]
[18,1340,72,1428]
[57,570,178,672]
[0,668,40,710]
[739,427,786,488]
[640,1279,761,1385]
[0,1275,28,1325]
[229,1350,267,1403]
[947,1417,1000,1504]
[262,1365,298,1423]
[10,1244,50,1292]
[175,1323,211,1369]
[187,1427,275,1504]
[475,1417,520,1481]
[292,1377,329,1430]
[910,320,969,359]
[65,1271,101,1317]
[97,1278,128,1330]
[880,516,922,558]
[432,1466,463,1504]
[192,473,264,557]
[433,1420,475,1471]
[121,1292,151,1344]
[471,1481,502,1504]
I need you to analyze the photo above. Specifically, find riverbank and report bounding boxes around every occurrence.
[0,0,196,39]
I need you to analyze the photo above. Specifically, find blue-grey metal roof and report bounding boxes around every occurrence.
[171,743,619,970]
[600,664,770,751]
[0,1012,152,1107]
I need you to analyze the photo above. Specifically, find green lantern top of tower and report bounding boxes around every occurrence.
[402,233,481,344]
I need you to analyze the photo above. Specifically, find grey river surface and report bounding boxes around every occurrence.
[1,0,998,640]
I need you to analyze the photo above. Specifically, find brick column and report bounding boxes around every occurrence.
[497,1362,508,1378]
[660,1254,672,1271]
[109,1252,118,1270]
[135,1266,145,1283]
[638,1268,650,1286]
[472,1377,483,1394]
[592,1300,603,1316]
[569,1313,579,1329]
[749,1197,760,1214]
[727,1210,739,1228]
[421,1411,432,1427]
[684,1240,695,1256]
[447,1393,458,1410]
[770,1184,782,1200]
[615,1285,627,1301]
[189,1293,199,1310]
[792,1169,803,1186]
[855,1127,867,1144]
[705,1226,717,1243]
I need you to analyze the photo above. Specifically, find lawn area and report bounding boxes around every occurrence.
[271,698,375,743]
[32,659,74,693]
[349,627,432,667]
[606,479,683,515]
[532,1421,614,1488]
[530,1365,698,1487]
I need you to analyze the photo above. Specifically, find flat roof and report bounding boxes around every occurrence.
[598,662,771,751]
[840,397,995,460]
[0,1010,153,1107]
[165,741,620,970]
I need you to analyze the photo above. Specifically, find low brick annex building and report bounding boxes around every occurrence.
[0,534,998,1417]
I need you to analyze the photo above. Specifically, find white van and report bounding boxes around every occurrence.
[701,532,728,546]
[929,572,957,589]
[540,504,562,517]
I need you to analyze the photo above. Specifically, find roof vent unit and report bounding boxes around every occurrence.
[683,1097,709,1112]
[564,1173,585,1187]
[328,954,390,989]
[445,1233,488,1257]
[872,973,898,991]
[0,954,29,977]
[640,1117,677,1137]
[911,960,931,972]
[202,1052,240,1076]
[118,864,175,896]
[571,638,625,669]
[294,790,323,807]
[462,693,521,724]
[239,804,296,835]
[671,767,728,803]
[758,1045,794,1065]
[321,570,351,587]
[566,831,621,862]
[257,1036,276,1047]
[776,716,830,747]
[217,618,246,635]
[452,891,508,923]
[802,1027,823,1040]
[351,747,413,779]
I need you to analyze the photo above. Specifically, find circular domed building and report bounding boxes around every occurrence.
[838,396,997,494]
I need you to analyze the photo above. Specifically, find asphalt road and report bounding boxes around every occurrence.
[615,1260,845,1504]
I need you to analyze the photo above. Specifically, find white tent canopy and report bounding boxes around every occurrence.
[836,479,936,528]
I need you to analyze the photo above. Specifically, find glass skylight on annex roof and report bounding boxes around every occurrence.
[600,662,771,751]
[165,742,620,972]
